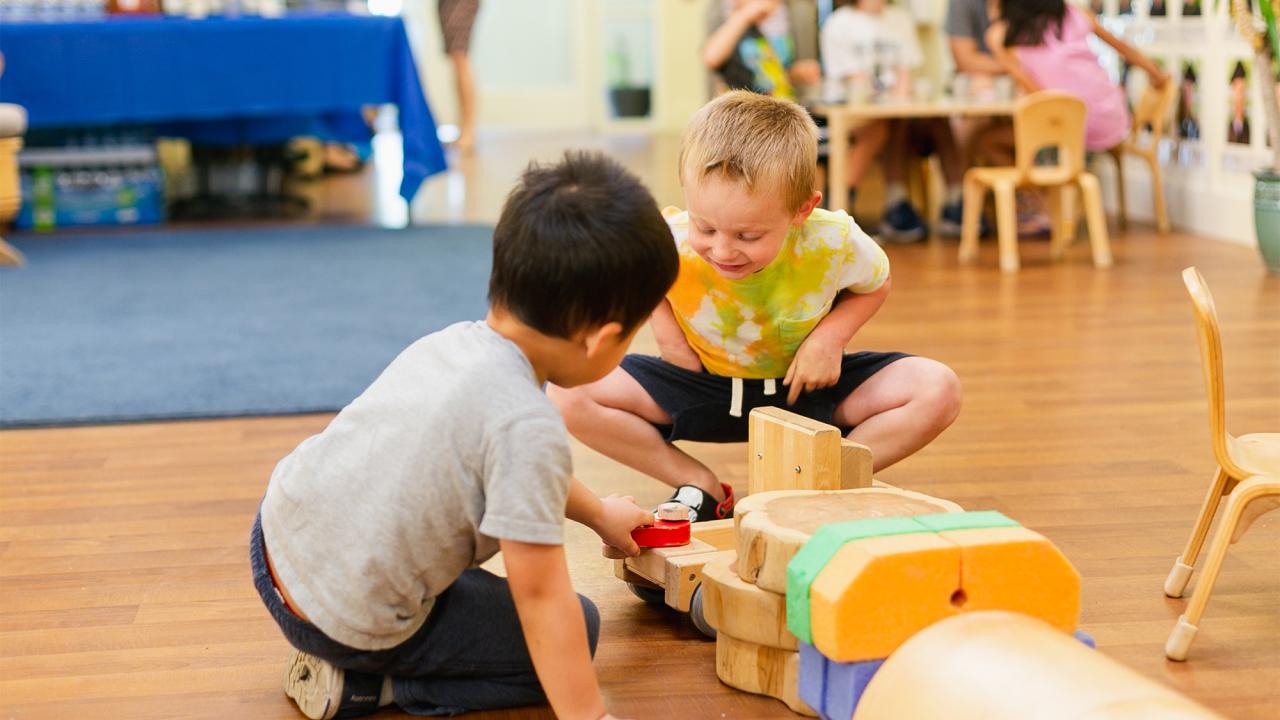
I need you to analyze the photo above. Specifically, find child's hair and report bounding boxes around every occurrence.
[998,0,1067,47]
[679,90,819,213]
[489,151,678,339]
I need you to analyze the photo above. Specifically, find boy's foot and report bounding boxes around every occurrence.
[879,199,928,243]
[937,199,991,238]
[661,483,735,522]
[283,650,382,720]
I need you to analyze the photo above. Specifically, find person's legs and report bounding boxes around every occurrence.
[548,367,725,502]
[878,121,927,243]
[448,50,476,150]
[846,119,889,192]
[831,357,961,471]
[386,569,600,715]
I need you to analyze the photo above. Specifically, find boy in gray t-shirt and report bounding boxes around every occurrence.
[251,152,679,720]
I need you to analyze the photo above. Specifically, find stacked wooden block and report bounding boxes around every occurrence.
[700,486,963,715]
[785,510,1083,720]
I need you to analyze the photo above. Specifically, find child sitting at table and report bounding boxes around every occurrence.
[986,0,1168,151]
[821,0,971,242]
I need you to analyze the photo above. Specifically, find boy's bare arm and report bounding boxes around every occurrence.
[502,539,610,720]
[564,478,649,557]
[650,299,703,372]
[784,279,892,405]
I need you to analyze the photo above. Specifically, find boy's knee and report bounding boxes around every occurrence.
[578,594,601,656]
[920,361,963,428]
[547,385,591,427]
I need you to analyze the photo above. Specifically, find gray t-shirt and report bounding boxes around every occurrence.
[260,321,572,650]
[944,0,992,55]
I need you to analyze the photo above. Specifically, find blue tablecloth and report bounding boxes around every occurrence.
[0,12,446,201]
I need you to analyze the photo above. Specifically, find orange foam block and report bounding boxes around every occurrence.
[940,526,1080,634]
[808,533,961,662]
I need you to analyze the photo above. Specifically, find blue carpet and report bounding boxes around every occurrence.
[0,225,493,427]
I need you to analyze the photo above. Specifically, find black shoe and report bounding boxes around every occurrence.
[938,199,991,238]
[880,199,928,243]
[661,483,735,523]
[283,650,383,720]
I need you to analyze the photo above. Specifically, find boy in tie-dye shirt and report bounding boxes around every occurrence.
[549,92,961,521]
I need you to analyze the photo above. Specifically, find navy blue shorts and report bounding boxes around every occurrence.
[620,352,910,443]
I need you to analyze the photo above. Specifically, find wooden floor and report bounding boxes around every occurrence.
[2,133,1279,719]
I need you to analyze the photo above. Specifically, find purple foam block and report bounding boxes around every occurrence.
[1074,629,1096,649]
[798,642,828,717]
[824,657,885,720]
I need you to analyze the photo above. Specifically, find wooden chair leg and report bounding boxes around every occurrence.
[993,180,1019,272]
[958,175,984,264]
[1109,148,1127,231]
[1167,476,1280,661]
[1146,150,1170,234]
[0,237,23,266]
[1048,185,1066,261]
[1076,172,1112,268]
[1165,467,1231,598]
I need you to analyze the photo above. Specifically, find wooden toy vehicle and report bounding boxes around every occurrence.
[608,407,958,638]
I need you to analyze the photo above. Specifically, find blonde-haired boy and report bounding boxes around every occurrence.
[550,91,961,520]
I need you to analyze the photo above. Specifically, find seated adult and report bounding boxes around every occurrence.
[945,0,1049,235]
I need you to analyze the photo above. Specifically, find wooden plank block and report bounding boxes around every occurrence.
[839,440,873,489]
[614,559,661,589]
[625,538,718,585]
[736,489,962,593]
[715,633,817,716]
[663,549,735,612]
[939,526,1081,634]
[748,407,844,496]
[701,553,796,651]
[690,518,736,550]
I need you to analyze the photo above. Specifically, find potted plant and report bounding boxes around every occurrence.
[1231,0,1280,271]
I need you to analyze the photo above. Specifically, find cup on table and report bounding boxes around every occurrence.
[846,75,873,106]
[994,76,1015,102]
[913,77,934,103]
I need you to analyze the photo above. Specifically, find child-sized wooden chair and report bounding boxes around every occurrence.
[1163,267,1280,661]
[959,91,1112,273]
[1100,81,1176,234]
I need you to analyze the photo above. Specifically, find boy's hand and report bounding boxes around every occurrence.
[594,494,651,557]
[783,334,843,405]
[1151,70,1171,90]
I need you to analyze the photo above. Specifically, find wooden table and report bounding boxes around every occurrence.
[811,98,1017,212]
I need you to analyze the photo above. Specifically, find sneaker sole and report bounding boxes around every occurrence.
[283,650,342,720]
[879,224,928,243]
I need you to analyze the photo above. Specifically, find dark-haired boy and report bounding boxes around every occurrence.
[250,151,679,720]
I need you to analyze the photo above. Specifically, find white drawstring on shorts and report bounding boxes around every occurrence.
[729,377,780,418]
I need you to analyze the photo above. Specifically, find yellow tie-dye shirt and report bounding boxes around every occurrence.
[665,207,889,379]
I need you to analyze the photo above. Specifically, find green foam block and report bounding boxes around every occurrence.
[913,510,1019,533]
[785,516,929,644]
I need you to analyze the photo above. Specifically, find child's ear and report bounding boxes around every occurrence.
[583,322,626,358]
[792,190,823,225]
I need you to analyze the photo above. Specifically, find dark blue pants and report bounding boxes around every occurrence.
[250,515,601,716]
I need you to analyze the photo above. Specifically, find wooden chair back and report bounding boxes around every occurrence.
[1182,267,1244,478]
[1014,91,1087,187]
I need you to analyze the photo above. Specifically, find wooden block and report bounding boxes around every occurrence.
[625,537,719,585]
[614,559,660,589]
[807,533,961,662]
[851,611,1225,720]
[691,517,737,550]
[748,407,844,496]
[736,489,962,593]
[939,526,1081,634]
[716,633,817,716]
[839,440,873,489]
[701,553,796,651]
[663,549,734,612]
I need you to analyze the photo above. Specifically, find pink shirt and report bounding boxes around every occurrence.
[1013,6,1130,150]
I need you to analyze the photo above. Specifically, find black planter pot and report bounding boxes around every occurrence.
[609,87,651,118]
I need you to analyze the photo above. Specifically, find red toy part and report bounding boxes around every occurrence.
[632,519,692,549]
